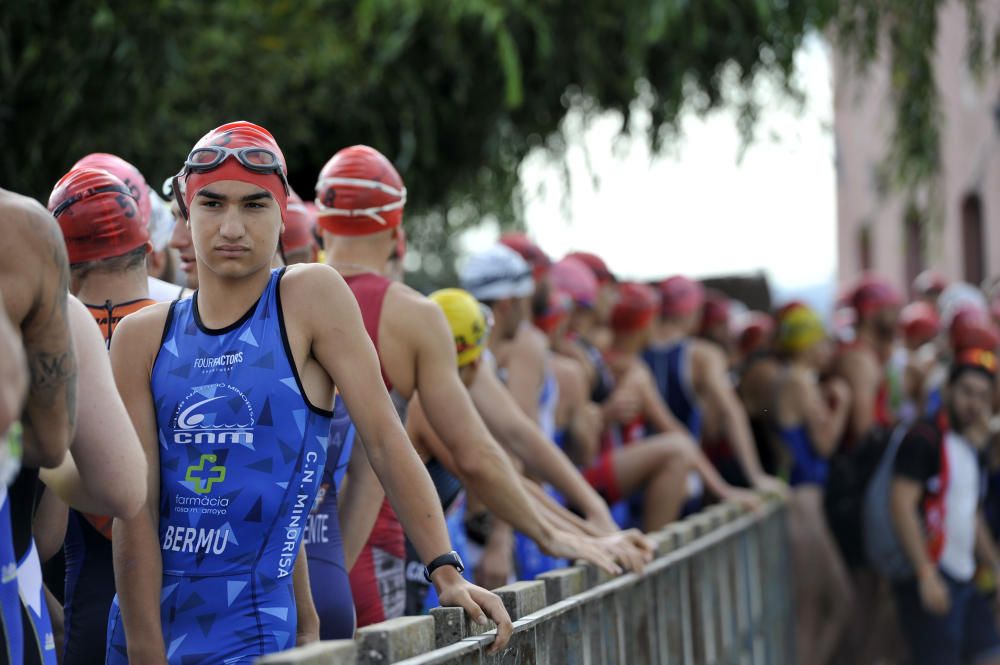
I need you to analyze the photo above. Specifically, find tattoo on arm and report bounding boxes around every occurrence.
[28,350,78,428]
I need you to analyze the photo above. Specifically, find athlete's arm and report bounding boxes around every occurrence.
[975,511,1000,572]
[109,307,169,664]
[694,341,782,492]
[794,372,851,458]
[293,541,320,646]
[32,487,67,563]
[470,362,617,533]
[0,293,28,436]
[39,296,146,517]
[552,355,602,466]
[337,440,384,570]
[403,296,619,573]
[2,196,77,468]
[503,326,546,423]
[837,349,879,442]
[293,266,512,650]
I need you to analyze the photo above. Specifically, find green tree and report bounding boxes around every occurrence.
[2,1,996,284]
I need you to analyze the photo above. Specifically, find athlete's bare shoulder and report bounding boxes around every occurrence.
[0,188,70,327]
[513,323,548,357]
[109,301,174,366]
[382,279,449,331]
[280,263,353,308]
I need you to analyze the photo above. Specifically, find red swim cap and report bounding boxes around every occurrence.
[566,251,615,284]
[950,305,997,352]
[900,302,940,346]
[315,145,406,236]
[611,282,659,333]
[658,276,705,318]
[551,257,598,308]
[48,167,149,265]
[281,191,318,253]
[699,290,731,334]
[848,274,902,318]
[500,233,551,281]
[737,311,775,356]
[73,153,151,227]
[534,290,573,333]
[182,121,288,222]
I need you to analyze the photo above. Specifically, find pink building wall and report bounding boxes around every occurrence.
[834,2,1000,293]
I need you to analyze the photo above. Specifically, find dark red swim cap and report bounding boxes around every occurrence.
[315,145,406,236]
[737,311,775,356]
[611,282,659,333]
[699,291,731,335]
[900,302,940,346]
[183,121,288,221]
[73,153,152,227]
[48,167,148,265]
[281,191,318,253]
[566,251,615,284]
[658,276,705,318]
[848,274,902,318]
[950,306,998,352]
[500,233,551,281]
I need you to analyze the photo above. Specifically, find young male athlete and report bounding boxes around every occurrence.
[310,145,620,631]
[108,123,511,664]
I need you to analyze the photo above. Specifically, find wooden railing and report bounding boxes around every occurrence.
[259,497,792,665]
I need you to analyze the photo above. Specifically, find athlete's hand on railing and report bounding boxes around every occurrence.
[723,486,765,512]
[433,566,513,653]
[750,473,788,500]
[542,530,622,577]
[598,529,655,573]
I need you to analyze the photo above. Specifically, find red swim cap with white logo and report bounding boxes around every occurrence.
[314,145,406,236]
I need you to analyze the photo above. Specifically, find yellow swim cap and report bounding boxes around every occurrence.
[429,288,488,367]
[776,304,826,354]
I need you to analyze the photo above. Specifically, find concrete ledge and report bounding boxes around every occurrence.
[495,580,547,620]
[357,615,435,664]
[257,640,358,664]
[537,566,586,603]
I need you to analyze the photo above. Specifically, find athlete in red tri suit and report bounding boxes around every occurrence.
[312,145,620,630]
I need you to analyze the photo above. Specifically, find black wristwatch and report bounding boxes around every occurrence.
[424,550,465,582]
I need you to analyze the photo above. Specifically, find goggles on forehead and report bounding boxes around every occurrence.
[314,176,407,227]
[51,182,134,218]
[172,145,289,219]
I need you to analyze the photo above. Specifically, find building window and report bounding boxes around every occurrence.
[904,206,924,288]
[961,193,984,286]
[858,225,872,272]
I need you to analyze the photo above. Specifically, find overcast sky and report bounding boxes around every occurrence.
[459,36,836,302]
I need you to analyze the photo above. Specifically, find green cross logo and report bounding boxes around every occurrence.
[185,454,226,495]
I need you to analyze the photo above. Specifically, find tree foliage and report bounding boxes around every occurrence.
[2,0,997,280]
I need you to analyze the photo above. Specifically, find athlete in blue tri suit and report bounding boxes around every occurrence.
[107,122,512,663]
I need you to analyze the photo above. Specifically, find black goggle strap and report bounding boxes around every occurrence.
[51,182,133,218]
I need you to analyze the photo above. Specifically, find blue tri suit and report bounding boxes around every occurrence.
[106,269,332,664]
